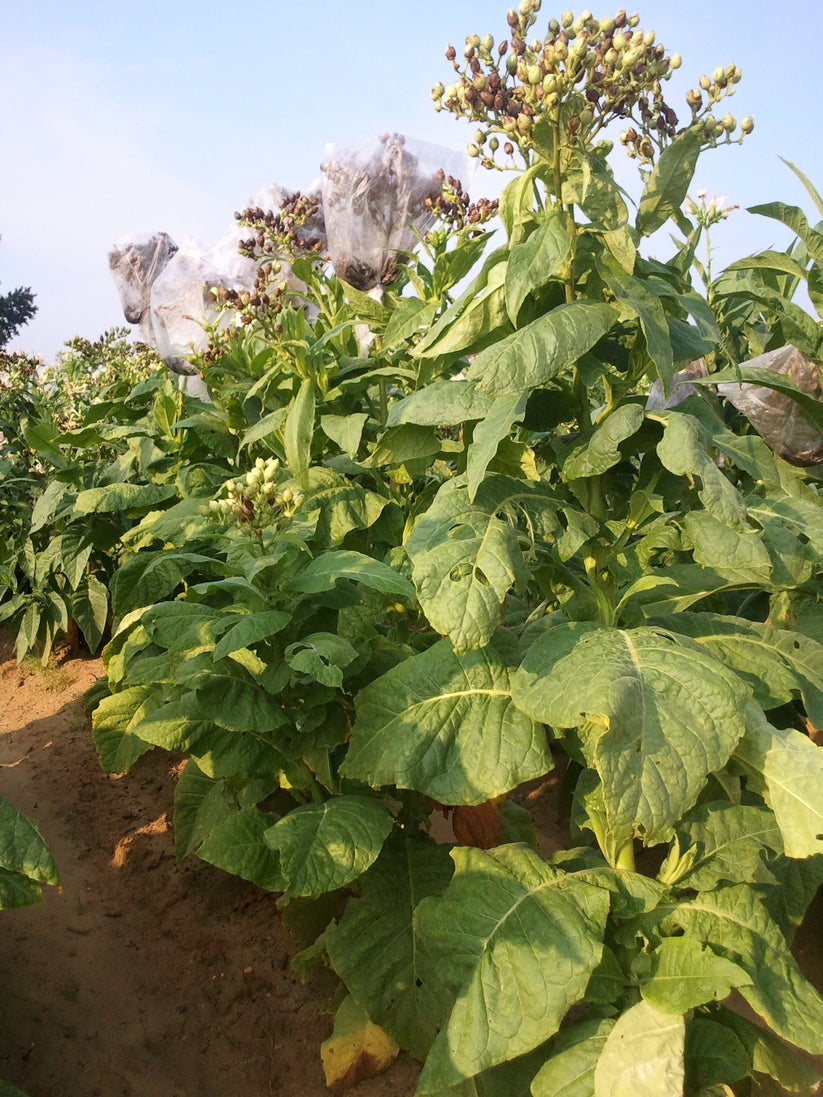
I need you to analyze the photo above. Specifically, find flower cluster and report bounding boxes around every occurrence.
[208,457,304,536]
[685,189,740,227]
[434,5,750,168]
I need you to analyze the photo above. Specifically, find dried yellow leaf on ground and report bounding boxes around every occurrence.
[321,994,399,1090]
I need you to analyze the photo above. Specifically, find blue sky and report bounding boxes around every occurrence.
[2,0,822,363]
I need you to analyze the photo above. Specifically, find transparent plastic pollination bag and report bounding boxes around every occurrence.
[320,133,472,292]
[717,344,823,466]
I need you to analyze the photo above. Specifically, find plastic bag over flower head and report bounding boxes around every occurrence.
[321,133,471,291]
[108,232,178,337]
[717,344,823,466]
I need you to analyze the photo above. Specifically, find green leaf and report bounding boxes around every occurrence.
[746,201,823,263]
[285,549,415,600]
[341,635,551,805]
[636,128,701,237]
[717,1007,822,1095]
[383,298,438,344]
[641,936,749,1013]
[71,574,109,652]
[656,413,749,529]
[649,613,823,722]
[91,686,158,773]
[657,801,782,891]
[320,412,369,457]
[0,865,46,910]
[172,759,236,864]
[404,475,555,653]
[682,511,772,580]
[505,212,571,324]
[415,844,610,1091]
[284,378,315,490]
[264,796,393,897]
[598,258,674,388]
[663,884,823,1054]
[195,673,288,735]
[466,302,619,396]
[560,404,644,480]
[284,632,359,688]
[413,258,509,360]
[466,391,528,503]
[238,407,288,452]
[110,552,224,617]
[387,380,493,428]
[326,835,455,1060]
[684,1017,750,1092]
[196,806,285,891]
[733,711,823,860]
[212,609,290,661]
[298,467,388,547]
[531,1018,616,1097]
[0,796,57,885]
[593,1000,685,1097]
[513,623,750,844]
[71,482,177,516]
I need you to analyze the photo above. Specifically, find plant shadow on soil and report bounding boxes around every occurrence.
[0,629,821,1096]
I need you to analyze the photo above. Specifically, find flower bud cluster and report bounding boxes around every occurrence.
[678,63,752,152]
[434,7,751,169]
[424,169,500,234]
[208,457,304,536]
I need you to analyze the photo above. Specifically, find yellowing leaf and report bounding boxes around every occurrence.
[321,995,399,1091]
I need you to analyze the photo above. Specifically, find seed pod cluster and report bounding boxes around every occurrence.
[424,170,500,233]
[208,457,305,536]
[433,6,751,168]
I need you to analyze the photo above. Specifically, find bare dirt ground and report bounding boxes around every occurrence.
[0,628,821,1097]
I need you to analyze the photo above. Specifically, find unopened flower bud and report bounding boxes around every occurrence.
[720,112,735,131]
[482,33,494,51]
[699,73,711,90]
[643,30,655,46]
[628,12,639,26]
[599,16,614,32]
[468,143,480,157]
[712,65,726,86]
[670,52,682,69]
[561,9,573,26]
[740,115,754,134]
[519,0,531,13]
[431,82,445,99]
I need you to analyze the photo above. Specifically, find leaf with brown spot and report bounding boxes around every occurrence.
[321,995,399,1091]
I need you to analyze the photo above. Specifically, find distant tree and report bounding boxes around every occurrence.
[0,238,37,348]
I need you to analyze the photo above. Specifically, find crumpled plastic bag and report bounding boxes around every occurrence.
[645,358,709,411]
[717,344,823,466]
[107,232,178,341]
[320,133,468,290]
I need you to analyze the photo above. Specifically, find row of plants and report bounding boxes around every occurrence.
[3,4,823,1093]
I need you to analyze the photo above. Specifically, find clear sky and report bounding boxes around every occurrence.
[2,0,822,363]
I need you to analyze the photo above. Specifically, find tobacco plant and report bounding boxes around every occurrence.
[86,6,823,1094]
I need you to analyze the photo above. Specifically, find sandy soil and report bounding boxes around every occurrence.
[0,629,821,1097]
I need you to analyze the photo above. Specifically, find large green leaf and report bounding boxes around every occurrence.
[466,391,528,503]
[412,257,510,360]
[0,796,57,885]
[657,801,782,891]
[513,623,750,845]
[650,613,823,724]
[92,685,157,773]
[661,884,823,1054]
[656,412,749,529]
[415,844,610,1091]
[340,634,551,805]
[172,759,237,864]
[326,835,454,1061]
[196,806,285,891]
[559,404,644,480]
[211,609,290,661]
[297,468,388,547]
[505,211,571,324]
[746,201,823,263]
[733,710,823,860]
[285,549,415,601]
[284,632,359,688]
[640,936,749,1014]
[404,475,556,653]
[531,1018,616,1097]
[593,999,685,1097]
[682,511,772,580]
[636,127,701,237]
[466,302,619,396]
[71,574,109,652]
[71,482,177,516]
[110,552,225,617]
[0,866,46,910]
[684,1017,750,1092]
[387,381,493,428]
[598,258,673,388]
[717,1007,822,1095]
[264,796,393,897]
[284,378,315,489]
